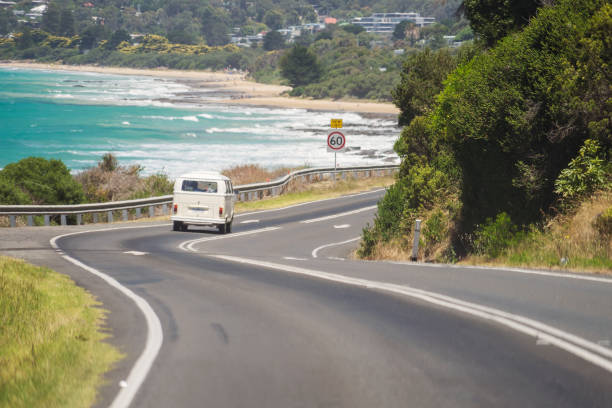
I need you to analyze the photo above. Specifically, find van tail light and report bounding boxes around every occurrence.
[219,207,223,216]
[173,204,178,214]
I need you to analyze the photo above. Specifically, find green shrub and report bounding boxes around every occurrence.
[554,139,611,201]
[473,212,521,258]
[0,157,85,205]
[424,210,447,246]
[357,224,378,258]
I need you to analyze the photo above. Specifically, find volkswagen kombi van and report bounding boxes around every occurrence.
[171,172,236,233]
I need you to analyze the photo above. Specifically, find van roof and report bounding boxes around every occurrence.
[178,171,230,181]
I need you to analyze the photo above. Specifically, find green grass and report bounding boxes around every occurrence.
[235,176,395,213]
[0,256,122,408]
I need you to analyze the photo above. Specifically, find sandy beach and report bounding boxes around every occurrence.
[0,61,399,115]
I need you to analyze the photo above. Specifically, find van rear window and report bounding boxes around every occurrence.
[181,180,218,193]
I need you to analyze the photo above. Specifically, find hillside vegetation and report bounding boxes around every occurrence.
[359,0,611,272]
[0,0,466,101]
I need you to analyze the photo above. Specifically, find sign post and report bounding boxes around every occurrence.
[328,119,345,181]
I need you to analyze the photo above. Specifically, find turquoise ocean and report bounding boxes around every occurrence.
[0,67,399,177]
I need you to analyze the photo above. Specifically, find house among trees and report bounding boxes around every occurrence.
[352,12,435,35]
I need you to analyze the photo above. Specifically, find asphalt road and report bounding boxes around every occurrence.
[4,189,612,407]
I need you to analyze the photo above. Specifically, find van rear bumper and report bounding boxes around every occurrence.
[171,215,230,226]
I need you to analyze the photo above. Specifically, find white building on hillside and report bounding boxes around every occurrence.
[352,12,435,34]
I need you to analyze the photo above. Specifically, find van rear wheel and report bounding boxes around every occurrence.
[218,223,227,234]
[172,221,183,231]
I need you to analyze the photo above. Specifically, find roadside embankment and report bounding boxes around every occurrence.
[0,256,122,408]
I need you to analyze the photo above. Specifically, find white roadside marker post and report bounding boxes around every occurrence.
[411,219,422,261]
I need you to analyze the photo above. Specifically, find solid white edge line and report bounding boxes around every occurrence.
[50,226,166,408]
[211,255,612,374]
[234,188,384,217]
[312,237,361,258]
[301,205,378,224]
[178,226,282,252]
[387,260,612,284]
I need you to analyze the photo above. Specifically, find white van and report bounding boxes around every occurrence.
[171,172,236,233]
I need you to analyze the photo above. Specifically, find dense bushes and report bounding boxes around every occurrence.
[360,0,611,262]
[0,157,84,205]
[0,155,173,206]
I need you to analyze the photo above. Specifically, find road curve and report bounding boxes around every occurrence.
[47,189,612,407]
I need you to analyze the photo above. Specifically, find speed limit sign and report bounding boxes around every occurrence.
[327,131,346,152]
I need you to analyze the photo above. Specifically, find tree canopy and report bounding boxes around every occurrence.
[279,45,322,87]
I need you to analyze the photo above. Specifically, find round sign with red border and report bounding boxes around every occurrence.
[327,131,346,152]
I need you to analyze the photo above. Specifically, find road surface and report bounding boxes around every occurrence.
[3,189,612,407]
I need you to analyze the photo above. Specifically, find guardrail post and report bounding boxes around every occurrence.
[411,219,422,261]
[136,208,141,218]
[162,204,168,215]
[27,215,33,226]
[9,215,16,228]
[107,211,113,223]
[93,213,99,223]
[60,215,67,226]
[77,214,82,225]
[122,209,128,221]
[44,215,50,226]
[149,206,155,218]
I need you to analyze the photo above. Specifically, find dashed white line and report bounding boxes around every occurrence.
[301,205,377,224]
[283,256,308,261]
[178,226,281,252]
[312,237,361,258]
[123,251,149,256]
[334,224,351,229]
[240,219,260,224]
[211,255,612,374]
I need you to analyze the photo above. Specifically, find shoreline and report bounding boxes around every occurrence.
[0,61,399,116]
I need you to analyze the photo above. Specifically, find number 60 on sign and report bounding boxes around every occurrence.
[327,131,346,152]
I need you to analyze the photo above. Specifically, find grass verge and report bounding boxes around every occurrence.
[0,256,122,408]
[235,176,394,213]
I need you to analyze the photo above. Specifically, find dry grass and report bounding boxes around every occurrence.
[462,190,612,274]
[221,164,303,186]
[235,175,395,213]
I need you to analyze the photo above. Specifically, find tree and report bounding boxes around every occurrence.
[105,29,130,49]
[434,0,610,229]
[16,27,34,50]
[279,45,322,87]
[393,21,409,40]
[42,2,61,34]
[341,24,365,35]
[462,0,542,46]
[59,8,75,37]
[263,9,284,30]
[392,48,457,127]
[0,157,85,205]
[263,30,284,51]
[0,8,17,35]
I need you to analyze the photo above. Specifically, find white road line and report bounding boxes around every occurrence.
[334,224,351,229]
[212,255,612,374]
[312,237,361,258]
[388,260,612,284]
[50,226,165,408]
[235,188,385,217]
[178,226,281,252]
[301,205,377,224]
[240,219,260,224]
[283,256,308,261]
[123,251,149,256]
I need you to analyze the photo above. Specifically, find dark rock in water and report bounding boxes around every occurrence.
[346,146,361,152]
[356,149,376,156]
[383,149,395,154]
[384,157,398,162]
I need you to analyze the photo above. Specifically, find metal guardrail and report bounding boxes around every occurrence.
[0,164,398,227]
